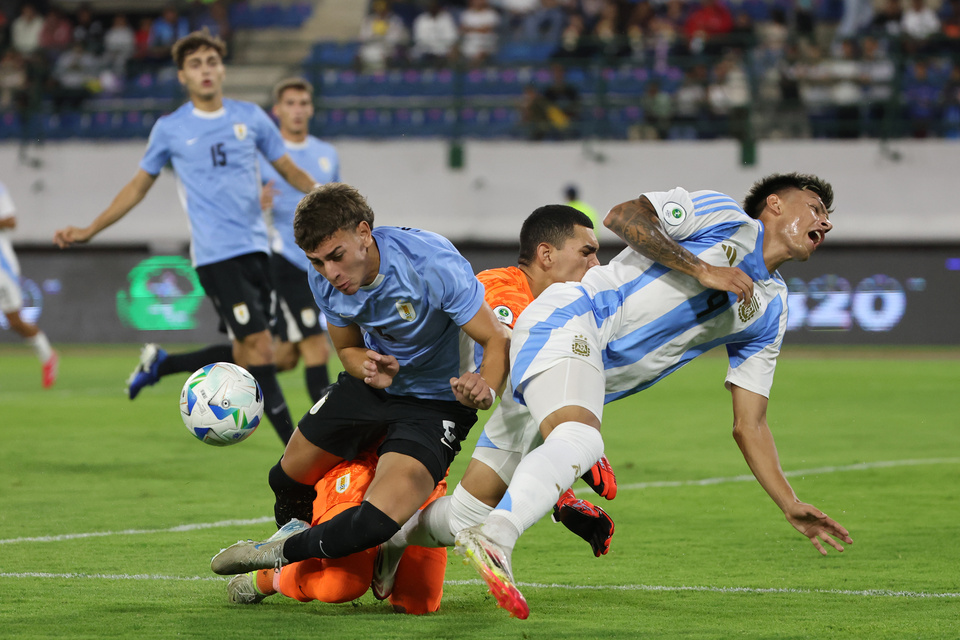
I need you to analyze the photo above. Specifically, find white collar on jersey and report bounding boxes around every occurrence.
[360,274,385,290]
[284,138,309,150]
[192,106,225,119]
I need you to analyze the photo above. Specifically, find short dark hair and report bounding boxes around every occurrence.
[742,172,834,219]
[294,183,375,252]
[518,205,594,266]
[273,77,314,104]
[171,29,227,69]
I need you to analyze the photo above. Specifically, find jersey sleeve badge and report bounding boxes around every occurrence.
[493,305,514,326]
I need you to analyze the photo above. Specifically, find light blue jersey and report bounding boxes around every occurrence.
[259,136,339,272]
[309,226,485,400]
[512,186,788,405]
[140,99,287,267]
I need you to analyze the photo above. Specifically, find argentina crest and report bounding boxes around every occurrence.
[395,299,416,321]
[233,123,247,140]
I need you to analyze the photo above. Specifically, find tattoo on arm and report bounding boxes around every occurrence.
[608,198,703,277]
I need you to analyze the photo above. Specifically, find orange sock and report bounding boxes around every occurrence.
[255,569,277,596]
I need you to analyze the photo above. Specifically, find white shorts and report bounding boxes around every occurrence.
[0,241,22,314]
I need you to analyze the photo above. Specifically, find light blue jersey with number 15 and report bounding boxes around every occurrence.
[140,98,287,267]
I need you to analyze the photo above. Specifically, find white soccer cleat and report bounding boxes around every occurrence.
[211,518,310,576]
[454,524,530,619]
[371,537,405,601]
[226,572,268,604]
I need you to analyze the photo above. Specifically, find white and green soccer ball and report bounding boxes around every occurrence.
[179,362,263,446]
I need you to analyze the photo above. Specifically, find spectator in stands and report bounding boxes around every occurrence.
[772,42,809,138]
[551,14,596,60]
[192,0,232,50]
[134,16,153,61]
[357,0,408,72]
[0,48,26,109]
[837,0,874,40]
[901,0,941,54]
[797,44,834,137]
[519,83,550,139]
[147,3,191,62]
[11,2,43,57]
[496,0,565,44]
[73,3,105,55]
[591,1,629,58]
[673,64,709,138]
[870,0,903,40]
[707,50,750,140]
[39,6,73,59]
[639,79,673,139]
[859,35,895,135]
[541,62,580,137]
[51,40,99,111]
[683,0,733,57]
[460,0,500,64]
[411,0,459,65]
[941,0,960,53]
[902,58,943,137]
[826,39,862,138]
[103,13,135,77]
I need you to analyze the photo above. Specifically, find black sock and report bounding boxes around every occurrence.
[157,344,234,377]
[247,364,294,444]
[282,502,400,562]
[304,364,329,403]
[268,460,316,528]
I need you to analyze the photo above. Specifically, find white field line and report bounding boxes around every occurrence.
[2,457,957,547]
[1,573,958,599]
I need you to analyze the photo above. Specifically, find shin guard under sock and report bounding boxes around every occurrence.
[283,502,400,562]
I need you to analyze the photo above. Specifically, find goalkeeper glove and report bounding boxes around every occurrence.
[581,454,617,500]
[552,489,615,557]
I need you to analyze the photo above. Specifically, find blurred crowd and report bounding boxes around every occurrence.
[354,0,960,140]
[0,0,231,113]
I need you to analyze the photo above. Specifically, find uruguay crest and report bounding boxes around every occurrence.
[233,123,248,140]
[396,300,416,321]
[335,472,350,494]
[233,302,250,325]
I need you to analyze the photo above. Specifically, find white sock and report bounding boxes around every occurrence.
[485,422,604,551]
[27,331,52,363]
[399,484,495,548]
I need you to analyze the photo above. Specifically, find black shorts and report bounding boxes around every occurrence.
[298,372,478,484]
[271,253,325,344]
[196,252,276,341]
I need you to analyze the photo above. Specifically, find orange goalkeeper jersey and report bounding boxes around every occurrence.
[477,266,533,329]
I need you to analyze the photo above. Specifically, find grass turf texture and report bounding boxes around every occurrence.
[1,345,958,639]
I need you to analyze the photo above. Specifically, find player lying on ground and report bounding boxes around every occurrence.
[226,447,447,614]
[372,204,617,601]
[454,173,852,619]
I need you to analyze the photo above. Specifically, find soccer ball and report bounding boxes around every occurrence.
[179,362,263,446]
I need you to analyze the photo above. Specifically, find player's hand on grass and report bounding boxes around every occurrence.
[784,502,853,555]
[53,226,93,248]
[696,263,754,303]
[362,350,398,389]
[582,454,618,500]
[449,372,496,410]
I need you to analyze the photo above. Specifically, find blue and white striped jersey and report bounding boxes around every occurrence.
[309,226,485,400]
[259,136,340,272]
[511,186,788,405]
[139,99,287,267]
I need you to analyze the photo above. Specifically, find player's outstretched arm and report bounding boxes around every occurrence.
[270,154,321,194]
[327,323,398,389]
[604,196,754,302]
[729,384,852,555]
[451,302,510,410]
[53,169,157,248]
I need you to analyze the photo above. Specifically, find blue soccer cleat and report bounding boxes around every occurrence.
[126,343,167,400]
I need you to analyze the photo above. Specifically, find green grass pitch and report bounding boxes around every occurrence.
[1,344,958,639]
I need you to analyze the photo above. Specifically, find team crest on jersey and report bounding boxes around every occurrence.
[662,202,686,226]
[233,303,250,325]
[319,157,331,173]
[233,124,248,140]
[494,305,514,326]
[301,307,318,328]
[738,294,761,323]
[572,334,590,357]
[396,300,416,321]
[335,472,350,494]
[722,243,738,267]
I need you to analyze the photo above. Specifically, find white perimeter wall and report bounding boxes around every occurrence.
[2,138,958,246]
